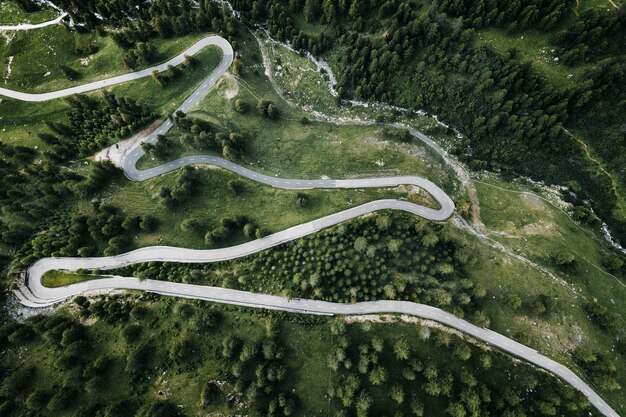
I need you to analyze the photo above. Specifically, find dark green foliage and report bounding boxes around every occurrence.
[205,215,253,245]
[44,92,155,159]
[438,0,573,30]
[584,300,622,331]
[553,8,626,64]
[158,166,200,207]
[228,0,626,242]
[234,98,250,113]
[326,319,594,416]
[60,65,81,80]
[126,339,156,383]
[152,65,182,86]
[140,215,160,232]
[122,41,158,69]
[22,201,142,261]
[111,213,483,318]
[256,99,280,119]
[136,400,186,417]
[47,385,78,411]
[176,113,244,158]
[14,0,41,12]
[573,346,621,391]
[0,142,88,261]
[142,134,172,160]
[295,192,309,208]
[91,296,133,323]
[0,365,36,397]
[122,324,143,343]
[52,0,237,41]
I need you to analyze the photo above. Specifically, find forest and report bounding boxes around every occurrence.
[15,0,626,245]
[0,295,602,416]
[1,0,625,415]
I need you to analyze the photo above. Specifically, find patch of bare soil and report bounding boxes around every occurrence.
[516,315,582,353]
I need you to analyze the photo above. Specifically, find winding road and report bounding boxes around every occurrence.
[0,12,67,31]
[3,34,620,417]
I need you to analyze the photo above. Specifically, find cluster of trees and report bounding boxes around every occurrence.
[142,134,173,160]
[122,41,158,69]
[438,0,572,30]
[1,313,106,414]
[243,212,485,319]
[150,54,198,87]
[256,99,280,119]
[152,64,182,86]
[382,127,412,143]
[553,8,626,65]
[232,0,334,56]
[217,319,298,416]
[227,0,626,243]
[174,112,246,159]
[23,201,159,263]
[205,215,265,245]
[13,0,41,12]
[158,166,200,207]
[51,0,237,45]
[584,300,623,332]
[325,319,594,416]
[41,92,155,158]
[0,290,603,417]
[0,142,98,269]
[573,346,621,392]
[0,297,218,416]
[118,213,485,322]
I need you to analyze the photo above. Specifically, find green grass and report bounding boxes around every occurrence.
[466,174,626,409]
[0,1,57,25]
[477,28,593,88]
[0,26,207,92]
[0,45,222,148]
[101,167,436,250]
[109,45,223,116]
[2,296,600,416]
[579,0,622,11]
[41,270,99,287]
[136,56,455,192]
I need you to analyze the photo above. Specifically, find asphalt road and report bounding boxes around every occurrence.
[0,13,67,31]
[0,36,231,101]
[19,263,621,417]
[8,34,620,417]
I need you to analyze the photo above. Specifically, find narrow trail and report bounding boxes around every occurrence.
[252,29,604,298]
[563,127,626,218]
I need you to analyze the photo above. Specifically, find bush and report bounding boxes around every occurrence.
[47,386,77,411]
[228,180,244,195]
[234,99,249,113]
[140,215,159,232]
[257,99,280,119]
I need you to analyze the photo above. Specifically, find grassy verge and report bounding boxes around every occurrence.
[0,1,57,25]
[41,270,99,287]
[0,296,599,416]
[101,167,436,250]
[0,26,207,92]
[0,45,222,148]
[466,173,626,408]
[136,44,455,193]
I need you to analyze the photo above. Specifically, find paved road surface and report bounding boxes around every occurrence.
[8,34,620,417]
[19,262,620,417]
[0,13,67,31]
[0,36,230,101]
